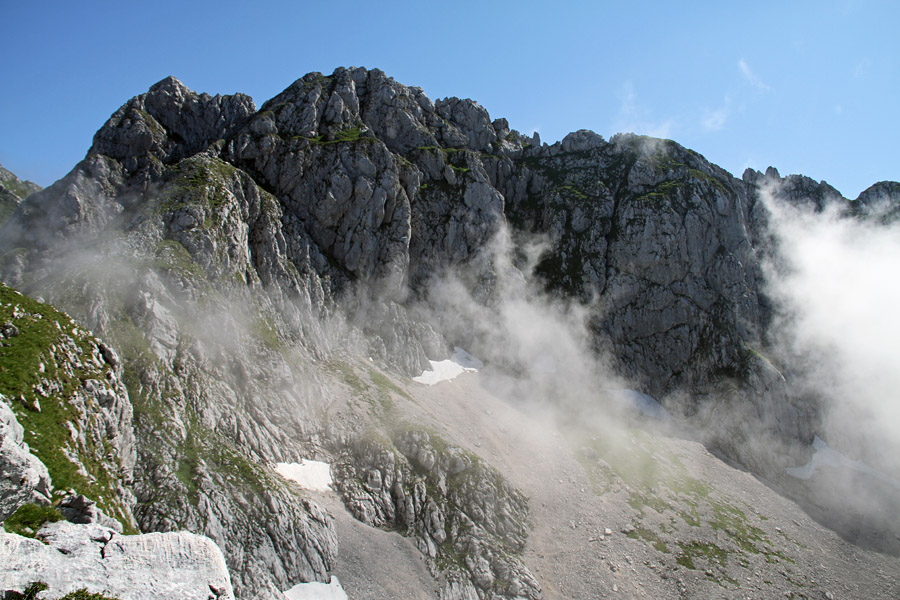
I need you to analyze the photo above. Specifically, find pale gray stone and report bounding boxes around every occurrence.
[0,396,52,520]
[0,521,234,600]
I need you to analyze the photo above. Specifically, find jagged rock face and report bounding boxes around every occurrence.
[1,153,343,597]
[0,163,41,226]
[217,68,792,419]
[128,351,338,597]
[0,397,52,519]
[0,285,241,599]
[3,79,254,249]
[744,166,844,213]
[0,164,41,200]
[0,521,234,599]
[226,67,513,300]
[503,134,764,401]
[334,426,540,600]
[2,69,899,598]
[1,155,128,250]
[856,180,900,221]
[57,493,125,532]
[0,284,136,529]
[90,76,255,176]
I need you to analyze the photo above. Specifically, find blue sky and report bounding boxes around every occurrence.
[1,1,897,198]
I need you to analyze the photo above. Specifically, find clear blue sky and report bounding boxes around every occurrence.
[1,1,897,199]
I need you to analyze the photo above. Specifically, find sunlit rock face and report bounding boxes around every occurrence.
[1,521,235,600]
[0,397,52,519]
[1,68,897,598]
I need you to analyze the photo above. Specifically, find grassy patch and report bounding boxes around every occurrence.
[0,195,19,226]
[332,126,364,143]
[58,590,120,600]
[436,538,468,572]
[326,360,369,394]
[635,179,685,206]
[553,184,589,200]
[574,427,672,495]
[676,540,729,568]
[569,420,790,568]
[294,126,374,146]
[6,582,48,600]
[9,585,122,600]
[153,238,205,280]
[626,524,669,553]
[0,284,133,530]
[251,316,282,350]
[154,156,240,233]
[675,541,739,587]
[3,503,64,537]
[369,368,411,412]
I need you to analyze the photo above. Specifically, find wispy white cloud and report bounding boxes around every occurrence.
[763,189,900,472]
[702,97,731,132]
[613,81,674,139]
[644,121,673,139]
[739,58,771,92]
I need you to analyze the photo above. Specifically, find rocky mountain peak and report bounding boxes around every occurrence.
[147,74,192,96]
[0,163,41,226]
[855,180,900,222]
[2,70,899,600]
[89,75,255,176]
[559,129,606,153]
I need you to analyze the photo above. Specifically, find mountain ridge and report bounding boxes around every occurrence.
[1,67,898,599]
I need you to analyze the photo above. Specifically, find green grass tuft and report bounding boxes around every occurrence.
[3,504,65,538]
[0,284,133,530]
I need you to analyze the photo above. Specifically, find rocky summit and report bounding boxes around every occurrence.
[0,163,41,227]
[1,67,898,599]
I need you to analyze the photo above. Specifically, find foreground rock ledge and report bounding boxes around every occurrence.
[0,521,234,599]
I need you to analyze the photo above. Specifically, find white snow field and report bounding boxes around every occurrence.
[412,347,483,385]
[275,460,333,491]
[283,575,348,600]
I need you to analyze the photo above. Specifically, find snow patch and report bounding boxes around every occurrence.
[283,575,348,600]
[413,347,483,385]
[275,460,333,492]
[786,436,900,491]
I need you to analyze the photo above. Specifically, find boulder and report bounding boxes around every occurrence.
[0,521,234,599]
[0,396,52,520]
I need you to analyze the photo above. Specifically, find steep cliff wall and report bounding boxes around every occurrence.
[1,68,897,598]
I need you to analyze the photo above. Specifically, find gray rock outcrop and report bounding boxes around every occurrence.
[1,69,898,598]
[0,396,52,520]
[0,163,41,227]
[0,521,234,599]
[0,284,136,530]
[57,494,125,533]
[334,426,540,599]
[90,76,255,176]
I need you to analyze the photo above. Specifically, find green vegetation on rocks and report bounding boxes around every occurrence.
[0,284,134,531]
[571,420,794,578]
[7,583,120,600]
[3,503,65,538]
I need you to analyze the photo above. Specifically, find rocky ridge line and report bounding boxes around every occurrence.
[0,163,41,227]
[1,68,898,598]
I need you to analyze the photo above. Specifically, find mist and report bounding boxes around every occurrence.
[761,185,900,478]
[411,225,648,427]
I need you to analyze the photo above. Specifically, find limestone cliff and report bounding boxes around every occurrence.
[1,68,898,599]
[0,163,40,226]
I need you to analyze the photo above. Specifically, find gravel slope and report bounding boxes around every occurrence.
[318,370,899,599]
